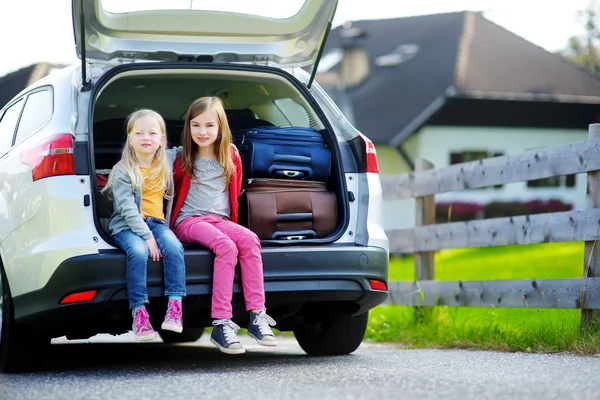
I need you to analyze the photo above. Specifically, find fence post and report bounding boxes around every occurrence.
[414,158,435,322]
[582,124,600,330]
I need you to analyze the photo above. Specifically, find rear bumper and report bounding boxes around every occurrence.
[13,244,388,336]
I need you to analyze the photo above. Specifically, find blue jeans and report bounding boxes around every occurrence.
[113,218,186,309]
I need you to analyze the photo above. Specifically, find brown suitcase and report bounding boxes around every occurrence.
[239,178,337,240]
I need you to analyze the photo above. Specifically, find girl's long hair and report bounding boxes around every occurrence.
[181,96,235,188]
[102,109,171,198]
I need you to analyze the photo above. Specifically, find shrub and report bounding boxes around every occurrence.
[526,199,573,214]
[484,201,531,219]
[436,199,573,223]
[435,201,484,223]
[486,199,573,218]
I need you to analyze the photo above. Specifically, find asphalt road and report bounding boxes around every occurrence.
[1,334,599,400]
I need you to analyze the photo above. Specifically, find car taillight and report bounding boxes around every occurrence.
[59,289,99,305]
[360,133,379,173]
[369,279,387,291]
[21,133,75,182]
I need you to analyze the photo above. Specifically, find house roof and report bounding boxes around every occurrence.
[317,12,600,145]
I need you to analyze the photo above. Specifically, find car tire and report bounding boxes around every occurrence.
[159,328,205,344]
[294,311,369,356]
[0,265,51,373]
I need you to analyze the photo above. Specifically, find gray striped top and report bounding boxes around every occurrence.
[175,158,230,227]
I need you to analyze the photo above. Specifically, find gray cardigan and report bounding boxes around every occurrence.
[108,149,178,239]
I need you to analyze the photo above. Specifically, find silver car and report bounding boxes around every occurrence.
[0,0,388,372]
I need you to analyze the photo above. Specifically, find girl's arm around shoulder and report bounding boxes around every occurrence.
[172,153,185,187]
[230,143,242,166]
[111,167,153,239]
[231,144,243,189]
[166,146,183,166]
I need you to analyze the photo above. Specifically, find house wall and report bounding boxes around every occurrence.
[376,136,416,231]
[378,125,588,231]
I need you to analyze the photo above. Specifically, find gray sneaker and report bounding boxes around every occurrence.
[248,310,278,346]
[210,319,246,354]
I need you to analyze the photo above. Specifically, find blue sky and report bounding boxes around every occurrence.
[0,0,591,76]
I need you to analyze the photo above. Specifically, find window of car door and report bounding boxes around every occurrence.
[14,88,54,146]
[0,99,24,158]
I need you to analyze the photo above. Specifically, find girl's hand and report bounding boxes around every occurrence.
[145,237,162,261]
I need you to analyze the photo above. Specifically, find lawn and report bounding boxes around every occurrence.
[365,242,600,354]
[387,242,584,281]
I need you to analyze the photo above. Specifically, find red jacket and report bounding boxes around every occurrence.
[171,147,243,230]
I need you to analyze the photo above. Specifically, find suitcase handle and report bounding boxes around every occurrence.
[276,212,313,222]
[282,170,302,178]
[272,230,317,240]
[269,165,312,179]
[273,170,306,179]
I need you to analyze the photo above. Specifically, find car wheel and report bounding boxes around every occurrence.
[0,265,51,373]
[159,328,205,344]
[294,311,369,356]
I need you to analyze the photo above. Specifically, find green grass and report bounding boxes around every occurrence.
[365,242,600,354]
[388,242,584,281]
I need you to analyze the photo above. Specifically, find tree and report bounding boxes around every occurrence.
[559,1,600,72]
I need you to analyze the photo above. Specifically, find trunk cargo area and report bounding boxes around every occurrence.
[90,65,348,246]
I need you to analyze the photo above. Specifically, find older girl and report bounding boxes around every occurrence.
[171,97,277,354]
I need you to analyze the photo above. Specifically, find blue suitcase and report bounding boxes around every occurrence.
[234,126,331,181]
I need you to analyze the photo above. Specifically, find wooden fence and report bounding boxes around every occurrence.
[380,123,600,328]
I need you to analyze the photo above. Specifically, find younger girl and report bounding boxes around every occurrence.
[171,97,277,354]
[104,109,186,341]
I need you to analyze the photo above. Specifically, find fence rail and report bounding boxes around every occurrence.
[380,124,600,329]
[388,208,600,253]
[384,278,600,309]
[382,138,600,199]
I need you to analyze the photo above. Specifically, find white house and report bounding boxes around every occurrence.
[315,11,600,230]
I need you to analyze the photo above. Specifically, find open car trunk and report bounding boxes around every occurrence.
[91,64,348,246]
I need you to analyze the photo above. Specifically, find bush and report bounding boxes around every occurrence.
[484,201,530,219]
[486,199,573,219]
[436,199,573,222]
[526,199,573,214]
[435,201,483,223]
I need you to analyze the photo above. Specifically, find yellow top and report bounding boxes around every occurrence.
[140,165,165,221]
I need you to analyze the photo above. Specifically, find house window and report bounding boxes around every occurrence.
[449,150,504,189]
[525,147,576,189]
[527,175,576,188]
[450,150,489,164]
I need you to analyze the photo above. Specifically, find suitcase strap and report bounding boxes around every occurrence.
[244,188,328,194]
[245,178,328,190]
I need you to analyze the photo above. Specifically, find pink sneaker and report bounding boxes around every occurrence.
[161,298,183,333]
[132,306,157,341]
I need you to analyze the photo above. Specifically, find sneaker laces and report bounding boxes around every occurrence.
[253,311,276,336]
[213,319,241,344]
[134,307,153,333]
[165,299,182,322]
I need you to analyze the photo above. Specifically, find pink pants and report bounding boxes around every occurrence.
[175,215,265,319]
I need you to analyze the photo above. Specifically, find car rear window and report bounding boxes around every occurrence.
[101,0,305,19]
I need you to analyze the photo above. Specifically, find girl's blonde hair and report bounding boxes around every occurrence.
[181,96,235,188]
[102,109,172,198]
